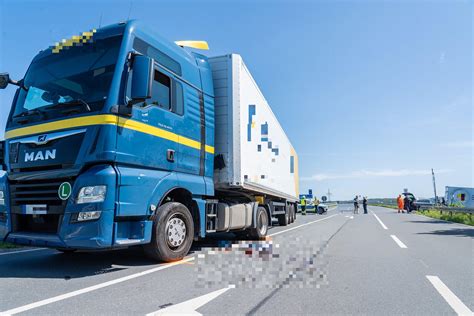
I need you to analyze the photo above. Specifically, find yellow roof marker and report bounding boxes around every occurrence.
[175,40,209,50]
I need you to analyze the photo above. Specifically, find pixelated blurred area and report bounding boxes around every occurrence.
[195,238,328,289]
[51,29,96,53]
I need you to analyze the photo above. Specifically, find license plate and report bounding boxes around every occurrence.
[23,204,48,215]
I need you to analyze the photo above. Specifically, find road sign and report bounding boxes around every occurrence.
[322,196,327,202]
[58,182,72,200]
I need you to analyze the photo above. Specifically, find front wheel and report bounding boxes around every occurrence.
[249,206,269,240]
[144,202,194,262]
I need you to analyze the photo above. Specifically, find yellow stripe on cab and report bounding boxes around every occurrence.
[5,114,215,154]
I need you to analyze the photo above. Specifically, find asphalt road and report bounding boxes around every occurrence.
[0,205,472,315]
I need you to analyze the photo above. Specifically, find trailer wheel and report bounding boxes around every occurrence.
[144,202,194,262]
[290,205,295,223]
[277,211,289,226]
[249,206,269,239]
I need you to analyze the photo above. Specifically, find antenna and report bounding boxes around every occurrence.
[127,0,133,21]
[432,168,438,204]
[99,13,103,28]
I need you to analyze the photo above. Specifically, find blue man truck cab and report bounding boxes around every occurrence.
[0,21,299,262]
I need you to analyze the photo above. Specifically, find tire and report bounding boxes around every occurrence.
[277,212,289,226]
[144,202,194,262]
[249,206,269,240]
[56,248,77,254]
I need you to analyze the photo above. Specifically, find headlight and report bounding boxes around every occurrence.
[71,211,102,222]
[76,185,106,204]
[0,190,4,206]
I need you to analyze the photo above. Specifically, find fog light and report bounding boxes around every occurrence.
[76,185,106,204]
[76,211,102,222]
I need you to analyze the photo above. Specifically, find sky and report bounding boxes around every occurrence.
[0,0,472,200]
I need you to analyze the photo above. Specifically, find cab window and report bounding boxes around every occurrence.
[127,67,184,116]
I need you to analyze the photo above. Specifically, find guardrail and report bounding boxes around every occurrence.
[419,205,474,215]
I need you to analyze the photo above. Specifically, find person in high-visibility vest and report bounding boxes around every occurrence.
[300,197,307,215]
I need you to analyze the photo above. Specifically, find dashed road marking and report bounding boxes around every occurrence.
[371,211,388,229]
[390,235,407,248]
[426,275,473,315]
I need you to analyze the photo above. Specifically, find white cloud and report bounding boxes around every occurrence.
[301,169,453,182]
[441,140,474,148]
[439,51,446,65]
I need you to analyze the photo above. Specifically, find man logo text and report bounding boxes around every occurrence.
[25,149,56,162]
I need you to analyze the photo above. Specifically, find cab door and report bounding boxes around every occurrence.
[116,66,180,172]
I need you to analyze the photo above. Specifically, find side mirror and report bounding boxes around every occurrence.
[130,55,153,104]
[0,73,10,89]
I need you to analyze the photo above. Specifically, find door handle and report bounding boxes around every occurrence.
[167,149,175,162]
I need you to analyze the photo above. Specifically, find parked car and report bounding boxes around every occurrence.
[317,204,328,214]
[413,199,434,210]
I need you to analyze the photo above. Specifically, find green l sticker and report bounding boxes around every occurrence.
[58,182,72,200]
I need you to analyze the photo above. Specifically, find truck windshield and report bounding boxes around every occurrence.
[10,35,122,125]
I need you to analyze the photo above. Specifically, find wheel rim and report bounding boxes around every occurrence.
[165,215,187,249]
[258,211,268,235]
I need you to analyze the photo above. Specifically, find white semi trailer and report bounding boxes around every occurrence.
[209,54,299,227]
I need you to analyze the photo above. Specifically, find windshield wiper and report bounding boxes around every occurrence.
[13,108,46,119]
[45,99,92,113]
[12,108,47,125]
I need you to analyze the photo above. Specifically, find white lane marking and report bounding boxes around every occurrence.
[146,287,231,316]
[390,235,407,248]
[426,275,473,315]
[0,257,195,315]
[419,259,429,268]
[0,248,47,256]
[147,213,341,314]
[371,211,388,230]
[268,214,339,237]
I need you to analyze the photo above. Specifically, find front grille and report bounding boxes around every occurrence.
[9,178,74,214]
[12,214,61,234]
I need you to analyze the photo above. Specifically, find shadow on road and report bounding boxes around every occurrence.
[0,247,159,280]
[416,228,474,238]
[0,216,315,280]
[407,219,462,225]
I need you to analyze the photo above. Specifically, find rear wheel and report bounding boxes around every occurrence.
[288,205,294,223]
[249,206,269,239]
[144,202,194,262]
[277,212,289,226]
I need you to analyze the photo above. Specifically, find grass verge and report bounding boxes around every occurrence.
[369,203,398,210]
[417,209,474,226]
